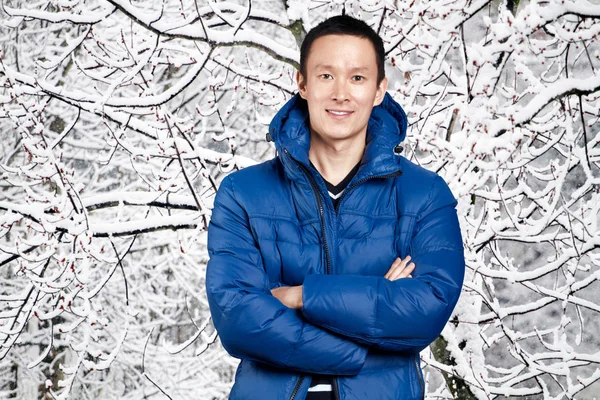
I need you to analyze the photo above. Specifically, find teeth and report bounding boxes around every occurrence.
[329,111,351,115]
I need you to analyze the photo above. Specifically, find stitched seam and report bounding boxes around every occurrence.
[416,176,439,220]
[421,245,464,252]
[257,237,321,245]
[337,234,404,241]
[338,211,401,219]
[250,214,320,225]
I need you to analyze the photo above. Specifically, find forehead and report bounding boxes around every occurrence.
[305,34,377,70]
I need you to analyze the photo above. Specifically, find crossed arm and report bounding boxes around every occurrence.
[271,256,416,309]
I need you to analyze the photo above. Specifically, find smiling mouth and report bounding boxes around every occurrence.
[327,110,353,116]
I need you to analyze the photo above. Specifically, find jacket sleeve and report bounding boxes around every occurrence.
[206,175,368,374]
[301,176,465,352]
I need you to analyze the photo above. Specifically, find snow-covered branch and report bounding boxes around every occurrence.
[1,0,599,398]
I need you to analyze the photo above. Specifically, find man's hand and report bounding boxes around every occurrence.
[271,285,303,309]
[384,256,415,281]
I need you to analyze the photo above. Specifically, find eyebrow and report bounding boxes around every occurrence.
[314,64,370,72]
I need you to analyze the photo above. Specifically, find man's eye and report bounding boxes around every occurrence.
[320,74,332,79]
[352,76,364,81]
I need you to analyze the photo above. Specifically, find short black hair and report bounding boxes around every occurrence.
[299,15,386,84]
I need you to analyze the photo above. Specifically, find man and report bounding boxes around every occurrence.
[206,15,465,400]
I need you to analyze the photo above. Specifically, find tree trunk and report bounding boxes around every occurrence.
[431,336,477,400]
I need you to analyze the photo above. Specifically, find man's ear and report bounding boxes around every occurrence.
[296,71,307,99]
[373,77,389,106]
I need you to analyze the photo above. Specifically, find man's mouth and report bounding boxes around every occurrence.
[327,110,353,116]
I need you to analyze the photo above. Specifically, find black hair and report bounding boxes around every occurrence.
[299,15,386,84]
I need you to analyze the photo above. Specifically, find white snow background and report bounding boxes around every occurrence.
[1,0,600,398]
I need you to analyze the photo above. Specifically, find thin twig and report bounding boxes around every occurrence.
[110,237,137,307]
[578,95,591,169]
[460,25,472,103]
[164,115,208,230]
[142,327,173,400]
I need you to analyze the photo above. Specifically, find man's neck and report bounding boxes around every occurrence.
[308,132,365,186]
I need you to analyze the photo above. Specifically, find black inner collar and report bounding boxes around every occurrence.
[310,161,361,196]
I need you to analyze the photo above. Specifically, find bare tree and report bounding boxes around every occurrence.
[0,0,599,398]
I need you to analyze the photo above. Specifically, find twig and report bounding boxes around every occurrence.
[233,0,252,36]
[377,7,387,35]
[142,327,173,400]
[164,115,208,230]
[110,237,137,307]
[578,95,591,169]
[460,25,473,103]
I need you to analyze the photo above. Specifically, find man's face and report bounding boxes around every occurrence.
[297,34,388,145]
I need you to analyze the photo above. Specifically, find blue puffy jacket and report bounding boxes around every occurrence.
[206,93,465,400]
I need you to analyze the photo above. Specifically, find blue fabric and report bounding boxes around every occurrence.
[206,93,465,400]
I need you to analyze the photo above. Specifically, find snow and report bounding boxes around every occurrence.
[2,0,600,398]
[3,5,116,24]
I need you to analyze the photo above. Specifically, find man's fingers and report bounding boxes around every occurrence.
[384,257,403,279]
[383,256,411,280]
[271,287,281,299]
[387,261,416,281]
[395,262,415,280]
[384,257,407,279]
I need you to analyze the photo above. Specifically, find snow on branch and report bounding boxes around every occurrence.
[491,75,600,136]
[106,0,299,67]
[3,4,117,24]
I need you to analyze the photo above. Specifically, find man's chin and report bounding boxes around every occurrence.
[312,132,364,144]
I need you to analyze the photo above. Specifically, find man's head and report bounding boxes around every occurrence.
[299,15,386,85]
[296,15,388,146]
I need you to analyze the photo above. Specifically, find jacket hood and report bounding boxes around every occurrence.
[267,92,408,178]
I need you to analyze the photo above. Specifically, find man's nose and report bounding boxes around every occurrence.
[331,79,349,102]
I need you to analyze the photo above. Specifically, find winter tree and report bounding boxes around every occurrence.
[0,0,599,398]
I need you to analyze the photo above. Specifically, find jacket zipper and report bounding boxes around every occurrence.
[289,376,304,400]
[285,149,332,274]
[414,355,425,400]
[332,378,341,400]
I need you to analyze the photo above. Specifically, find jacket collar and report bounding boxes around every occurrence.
[268,92,408,180]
